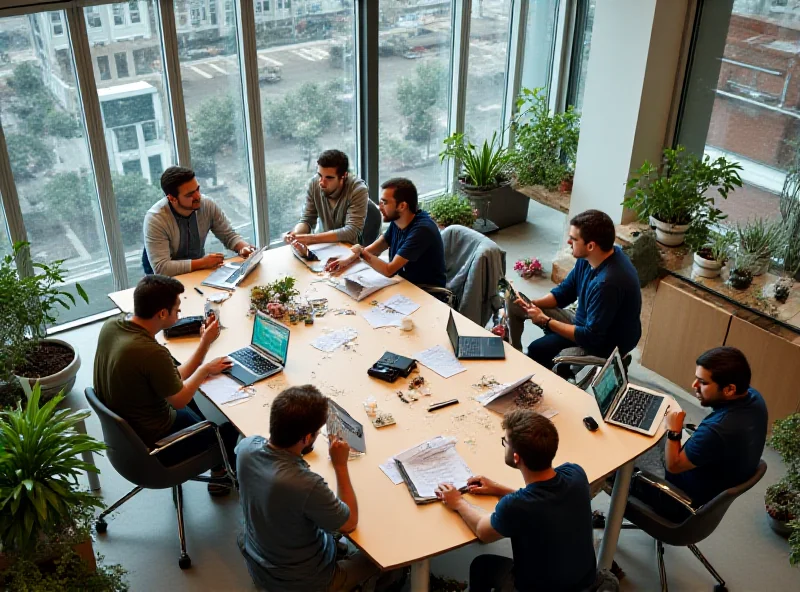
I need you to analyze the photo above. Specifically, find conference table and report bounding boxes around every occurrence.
[109,245,676,591]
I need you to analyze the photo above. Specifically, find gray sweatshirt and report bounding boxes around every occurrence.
[298,175,369,245]
[143,197,244,277]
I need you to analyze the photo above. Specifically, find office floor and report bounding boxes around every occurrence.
[64,200,799,591]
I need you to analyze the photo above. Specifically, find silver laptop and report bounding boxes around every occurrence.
[201,247,265,291]
[224,311,290,385]
[589,347,670,436]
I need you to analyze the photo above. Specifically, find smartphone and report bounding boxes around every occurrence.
[518,291,532,305]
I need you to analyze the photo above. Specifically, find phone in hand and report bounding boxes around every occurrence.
[518,291,532,305]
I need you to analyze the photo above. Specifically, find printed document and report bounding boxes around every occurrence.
[393,436,472,501]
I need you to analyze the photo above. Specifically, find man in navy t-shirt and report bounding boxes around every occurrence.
[436,410,596,592]
[662,347,767,506]
[324,177,446,288]
[510,209,641,370]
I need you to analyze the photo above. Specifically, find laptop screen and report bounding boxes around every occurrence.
[592,352,626,416]
[252,312,290,365]
[446,312,459,351]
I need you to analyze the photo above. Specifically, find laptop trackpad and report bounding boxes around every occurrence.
[224,364,257,386]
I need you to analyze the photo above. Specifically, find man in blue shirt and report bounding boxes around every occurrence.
[324,177,446,288]
[236,385,382,591]
[662,347,767,506]
[511,209,641,371]
[436,410,596,592]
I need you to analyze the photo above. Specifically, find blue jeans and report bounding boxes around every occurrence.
[156,400,239,469]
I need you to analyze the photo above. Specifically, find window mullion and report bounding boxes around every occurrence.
[447,0,472,192]
[502,0,529,149]
[158,0,190,166]
[355,0,378,199]
[0,120,33,276]
[551,0,577,113]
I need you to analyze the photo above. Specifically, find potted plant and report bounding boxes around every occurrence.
[728,250,756,290]
[0,242,88,407]
[250,276,299,314]
[764,414,800,542]
[427,194,477,229]
[692,231,735,279]
[623,146,743,247]
[0,382,125,589]
[509,86,580,192]
[734,217,786,276]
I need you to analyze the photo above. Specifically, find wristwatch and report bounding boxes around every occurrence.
[543,317,552,331]
[667,430,682,441]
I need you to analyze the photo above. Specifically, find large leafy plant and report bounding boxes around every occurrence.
[0,383,105,554]
[623,146,743,252]
[734,217,786,263]
[427,194,476,228]
[439,131,510,189]
[509,86,580,190]
[0,242,88,386]
[764,413,800,564]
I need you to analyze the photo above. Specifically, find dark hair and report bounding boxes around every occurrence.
[160,166,196,198]
[696,347,751,395]
[570,209,616,251]
[502,410,558,471]
[381,177,418,214]
[317,150,349,177]
[133,275,184,319]
[269,385,329,447]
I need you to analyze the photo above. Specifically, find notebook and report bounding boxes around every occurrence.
[393,436,472,504]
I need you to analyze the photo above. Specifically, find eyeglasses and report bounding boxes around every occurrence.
[501,436,508,448]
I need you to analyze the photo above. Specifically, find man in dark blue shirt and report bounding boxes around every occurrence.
[436,410,596,592]
[663,347,767,506]
[512,209,641,370]
[324,178,446,288]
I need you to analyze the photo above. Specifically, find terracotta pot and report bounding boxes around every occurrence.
[651,217,690,247]
[559,178,573,193]
[692,251,723,279]
[15,338,81,401]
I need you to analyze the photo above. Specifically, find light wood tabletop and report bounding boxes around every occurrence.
[108,245,676,576]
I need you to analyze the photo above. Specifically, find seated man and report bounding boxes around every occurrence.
[284,149,369,253]
[436,410,596,592]
[660,346,767,507]
[511,209,641,370]
[93,275,239,493]
[236,385,384,591]
[324,177,446,288]
[144,166,255,276]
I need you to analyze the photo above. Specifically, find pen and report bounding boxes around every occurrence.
[428,399,459,412]
[194,287,204,295]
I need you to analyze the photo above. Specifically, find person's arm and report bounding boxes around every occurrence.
[166,356,232,410]
[330,436,358,533]
[436,484,503,543]
[665,410,700,474]
[550,266,579,308]
[515,298,577,343]
[296,181,320,236]
[361,247,406,277]
[335,186,369,245]
[177,315,220,379]
[324,235,388,274]
[531,293,558,309]
[145,211,192,277]
[295,229,346,245]
[207,199,246,254]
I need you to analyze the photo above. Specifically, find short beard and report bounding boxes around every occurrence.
[301,443,315,455]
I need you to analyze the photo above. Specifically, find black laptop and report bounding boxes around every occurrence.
[446,311,505,360]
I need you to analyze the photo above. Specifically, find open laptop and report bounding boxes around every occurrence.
[224,311,290,385]
[589,347,670,436]
[201,247,266,291]
[446,310,505,360]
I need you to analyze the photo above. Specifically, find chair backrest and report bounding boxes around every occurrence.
[142,247,154,275]
[361,198,381,246]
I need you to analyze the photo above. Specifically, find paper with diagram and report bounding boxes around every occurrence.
[393,436,472,503]
[334,261,401,301]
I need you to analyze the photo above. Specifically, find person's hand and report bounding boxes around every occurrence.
[239,245,256,258]
[204,356,233,376]
[290,239,310,257]
[324,252,359,274]
[666,410,686,432]
[329,434,350,468]
[201,253,225,269]
[435,483,463,510]
[515,298,547,324]
[199,313,221,346]
[292,234,314,246]
[467,475,505,497]
[283,231,296,244]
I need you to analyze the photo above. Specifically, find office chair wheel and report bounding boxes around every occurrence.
[95,519,108,534]
[178,553,191,569]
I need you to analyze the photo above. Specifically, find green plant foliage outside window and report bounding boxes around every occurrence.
[426,195,476,228]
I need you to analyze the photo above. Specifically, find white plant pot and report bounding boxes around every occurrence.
[692,252,723,278]
[751,257,770,276]
[15,338,81,401]
[652,217,690,247]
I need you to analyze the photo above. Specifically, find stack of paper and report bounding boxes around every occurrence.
[200,374,253,406]
[292,243,355,272]
[414,345,466,378]
[392,436,472,503]
[311,327,358,352]
[362,295,421,329]
[334,261,401,301]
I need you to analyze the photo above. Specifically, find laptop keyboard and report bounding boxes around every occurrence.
[230,348,277,375]
[460,338,481,356]
[611,387,662,429]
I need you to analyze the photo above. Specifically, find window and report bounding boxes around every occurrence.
[1,11,116,325]
[179,0,256,251]
[260,0,357,238]
[50,13,63,36]
[225,1,234,26]
[113,5,126,26]
[520,0,559,96]
[114,52,129,78]
[148,154,163,180]
[378,1,452,197]
[88,1,175,288]
[129,0,142,24]
[568,0,596,112]
[87,7,102,28]
[209,1,217,25]
[97,55,112,80]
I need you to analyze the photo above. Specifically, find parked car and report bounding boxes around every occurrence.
[259,65,282,83]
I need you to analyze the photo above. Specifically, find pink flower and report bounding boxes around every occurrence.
[514,257,544,278]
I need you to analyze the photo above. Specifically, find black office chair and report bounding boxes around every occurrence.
[622,460,767,592]
[418,283,458,308]
[85,387,236,569]
[361,198,382,247]
[142,247,154,275]
[552,352,633,390]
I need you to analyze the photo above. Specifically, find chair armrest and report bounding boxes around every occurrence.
[150,420,216,456]
[552,355,609,368]
[632,470,696,515]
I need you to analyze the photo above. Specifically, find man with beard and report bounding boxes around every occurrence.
[235,385,383,591]
[435,410,596,592]
[285,149,369,251]
[323,177,446,288]
[143,166,255,276]
[660,347,767,506]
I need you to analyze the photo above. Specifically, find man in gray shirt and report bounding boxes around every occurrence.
[284,150,369,253]
[143,166,255,277]
[236,385,381,591]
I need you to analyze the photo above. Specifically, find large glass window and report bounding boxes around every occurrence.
[520,0,559,96]
[378,0,453,196]
[464,0,512,145]
[569,0,596,112]
[87,2,175,287]
[258,0,357,238]
[1,12,116,325]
